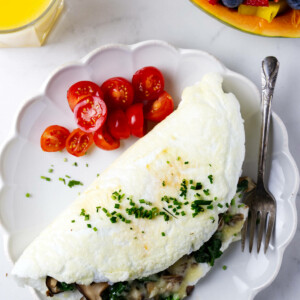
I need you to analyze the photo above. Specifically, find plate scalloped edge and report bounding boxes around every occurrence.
[0,40,298,300]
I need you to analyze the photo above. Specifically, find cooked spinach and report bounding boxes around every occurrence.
[193,235,223,266]
[57,281,75,291]
[102,282,129,300]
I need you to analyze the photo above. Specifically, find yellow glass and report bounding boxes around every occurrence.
[0,0,64,47]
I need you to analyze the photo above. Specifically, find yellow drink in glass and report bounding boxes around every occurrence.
[0,0,64,47]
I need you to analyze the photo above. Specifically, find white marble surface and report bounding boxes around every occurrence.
[0,0,299,299]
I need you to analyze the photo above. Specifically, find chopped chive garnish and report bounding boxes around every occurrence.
[161,232,166,236]
[97,174,100,177]
[110,217,117,223]
[177,156,181,161]
[84,214,90,221]
[208,175,213,184]
[41,176,51,181]
[210,216,215,223]
[226,203,229,208]
[73,162,78,167]
[59,177,66,185]
[96,206,101,212]
[189,180,193,184]
[222,265,227,270]
[68,180,83,188]
[48,168,53,173]
[102,208,108,213]
[238,204,245,208]
[114,204,120,209]
[162,181,166,187]
[65,175,71,178]
[86,163,89,167]
[25,193,31,198]
[217,203,223,208]
[166,161,170,164]
[142,231,145,233]
[64,158,68,162]
[93,227,98,231]
[71,220,75,223]
[181,211,186,216]
[203,189,210,196]
[139,199,145,204]
[231,199,236,206]
[87,224,92,228]
[125,220,131,224]
[209,163,212,167]
[207,204,214,210]
[184,161,189,164]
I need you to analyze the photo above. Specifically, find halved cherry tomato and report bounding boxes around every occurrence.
[66,128,93,157]
[126,103,144,138]
[40,125,70,152]
[74,95,107,133]
[67,81,103,111]
[132,66,165,101]
[144,91,174,122]
[107,110,130,140]
[101,77,134,110]
[94,124,120,150]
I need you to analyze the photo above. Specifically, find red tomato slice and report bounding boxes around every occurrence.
[132,66,165,101]
[126,103,144,138]
[144,91,174,122]
[40,125,70,152]
[74,95,107,133]
[66,128,93,157]
[107,110,130,140]
[101,77,134,110]
[67,81,103,111]
[94,125,120,150]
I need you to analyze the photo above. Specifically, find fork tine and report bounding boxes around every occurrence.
[264,212,275,253]
[257,211,267,253]
[241,217,248,252]
[249,209,257,253]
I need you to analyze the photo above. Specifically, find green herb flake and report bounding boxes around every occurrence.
[222,265,227,270]
[48,168,54,173]
[209,163,212,167]
[203,189,210,196]
[162,181,166,187]
[71,220,75,223]
[208,175,213,184]
[210,216,215,223]
[181,211,186,216]
[87,224,92,228]
[114,204,120,209]
[180,179,188,199]
[184,161,189,165]
[207,204,214,210]
[73,162,78,167]
[64,158,68,162]
[226,203,229,208]
[93,227,98,232]
[238,204,245,208]
[59,177,66,185]
[142,231,145,234]
[161,232,166,236]
[86,163,89,167]
[217,203,223,208]
[96,206,101,212]
[166,161,170,164]
[65,175,71,178]
[40,176,51,181]
[139,199,146,204]
[110,217,117,223]
[97,173,100,177]
[231,198,236,206]
[68,180,83,188]
[25,193,31,198]
[84,214,90,221]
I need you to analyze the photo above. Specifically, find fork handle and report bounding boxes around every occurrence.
[257,57,279,187]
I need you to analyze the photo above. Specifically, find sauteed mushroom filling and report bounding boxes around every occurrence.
[45,178,254,300]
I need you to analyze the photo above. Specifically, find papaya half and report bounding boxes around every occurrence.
[190,0,300,37]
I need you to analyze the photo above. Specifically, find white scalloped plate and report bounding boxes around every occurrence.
[0,41,298,300]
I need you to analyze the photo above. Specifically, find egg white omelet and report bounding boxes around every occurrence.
[12,73,246,299]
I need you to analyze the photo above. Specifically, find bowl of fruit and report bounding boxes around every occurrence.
[190,0,300,37]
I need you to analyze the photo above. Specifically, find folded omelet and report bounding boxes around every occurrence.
[12,73,246,300]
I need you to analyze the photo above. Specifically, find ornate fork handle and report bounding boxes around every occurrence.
[257,57,280,187]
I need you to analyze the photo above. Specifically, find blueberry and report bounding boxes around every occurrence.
[221,0,243,8]
[286,0,300,9]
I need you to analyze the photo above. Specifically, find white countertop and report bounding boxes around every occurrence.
[0,0,299,299]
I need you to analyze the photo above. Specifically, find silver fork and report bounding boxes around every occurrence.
[241,56,279,253]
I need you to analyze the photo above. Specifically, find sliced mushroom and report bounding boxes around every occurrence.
[76,282,109,300]
[239,177,256,193]
[45,276,63,297]
[128,287,144,300]
[161,275,183,283]
[217,215,225,232]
